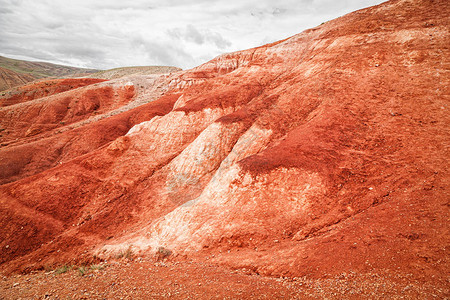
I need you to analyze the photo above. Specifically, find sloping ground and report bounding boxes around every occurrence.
[0,78,106,107]
[87,66,182,80]
[0,55,98,78]
[0,0,449,296]
[0,67,35,92]
[0,55,99,91]
[0,75,178,185]
[0,81,135,145]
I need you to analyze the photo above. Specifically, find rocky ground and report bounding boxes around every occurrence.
[1,257,447,299]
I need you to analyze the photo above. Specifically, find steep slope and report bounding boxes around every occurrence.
[0,0,448,294]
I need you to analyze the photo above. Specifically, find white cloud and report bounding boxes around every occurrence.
[0,0,385,70]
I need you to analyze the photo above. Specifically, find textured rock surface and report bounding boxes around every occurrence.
[0,0,448,295]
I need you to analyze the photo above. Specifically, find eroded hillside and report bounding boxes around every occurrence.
[0,0,448,295]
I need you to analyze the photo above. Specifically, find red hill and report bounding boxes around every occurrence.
[0,0,448,297]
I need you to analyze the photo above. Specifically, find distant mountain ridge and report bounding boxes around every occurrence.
[87,66,182,80]
[0,55,99,91]
[0,55,182,91]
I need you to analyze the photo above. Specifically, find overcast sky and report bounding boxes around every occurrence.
[0,0,385,70]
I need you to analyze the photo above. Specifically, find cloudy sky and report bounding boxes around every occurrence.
[0,0,385,70]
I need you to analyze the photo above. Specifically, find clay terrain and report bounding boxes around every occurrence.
[1,0,449,298]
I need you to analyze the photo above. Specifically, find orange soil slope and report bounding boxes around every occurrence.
[0,0,448,293]
[0,78,106,107]
[0,80,134,145]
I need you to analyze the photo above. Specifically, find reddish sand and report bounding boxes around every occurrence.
[0,0,449,298]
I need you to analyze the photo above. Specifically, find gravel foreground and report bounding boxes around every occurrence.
[1,258,448,299]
